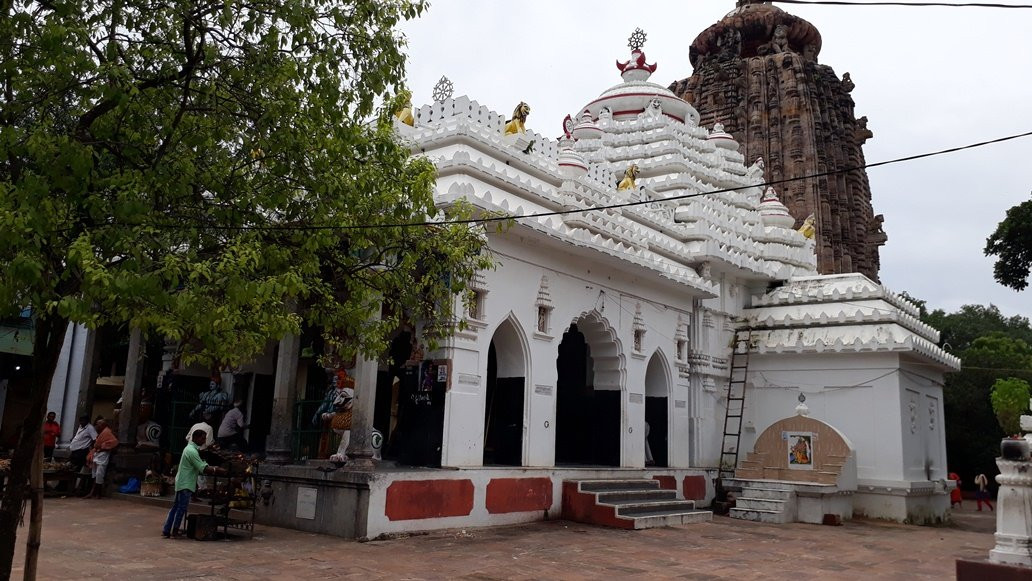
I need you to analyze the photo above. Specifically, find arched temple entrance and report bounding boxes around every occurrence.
[555,314,623,466]
[644,351,670,467]
[483,316,527,466]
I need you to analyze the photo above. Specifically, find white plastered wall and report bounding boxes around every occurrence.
[440,231,698,469]
[743,351,909,482]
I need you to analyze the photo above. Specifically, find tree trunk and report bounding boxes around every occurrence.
[0,314,68,581]
[22,438,42,581]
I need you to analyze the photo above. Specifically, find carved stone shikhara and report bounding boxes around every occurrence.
[670,1,886,280]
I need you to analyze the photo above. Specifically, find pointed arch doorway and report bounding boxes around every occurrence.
[644,351,670,467]
[483,317,527,466]
[555,314,623,466]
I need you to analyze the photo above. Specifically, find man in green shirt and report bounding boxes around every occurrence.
[162,429,226,538]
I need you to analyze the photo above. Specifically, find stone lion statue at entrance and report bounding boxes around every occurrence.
[504,102,531,135]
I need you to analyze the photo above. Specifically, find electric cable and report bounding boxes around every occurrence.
[772,1,1032,8]
[102,129,1032,232]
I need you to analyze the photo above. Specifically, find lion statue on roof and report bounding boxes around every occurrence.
[504,102,531,135]
[617,164,640,191]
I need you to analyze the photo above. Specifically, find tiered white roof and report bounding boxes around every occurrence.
[403,38,819,294]
[744,274,961,370]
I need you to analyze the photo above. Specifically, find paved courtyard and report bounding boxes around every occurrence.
[11,497,995,580]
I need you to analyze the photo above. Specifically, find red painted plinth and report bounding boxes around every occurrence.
[560,482,632,529]
[486,477,553,514]
[385,479,474,521]
[683,475,706,500]
[652,475,677,490]
[956,559,1032,581]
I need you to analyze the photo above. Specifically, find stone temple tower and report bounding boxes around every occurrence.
[670,0,886,280]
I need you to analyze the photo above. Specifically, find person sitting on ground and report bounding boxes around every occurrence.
[84,418,118,499]
[162,429,227,539]
[42,411,61,460]
[217,399,249,452]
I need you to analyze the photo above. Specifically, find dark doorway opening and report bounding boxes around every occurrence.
[483,336,525,466]
[644,352,669,467]
[555,323,619,466]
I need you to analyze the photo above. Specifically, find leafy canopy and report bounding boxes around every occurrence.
[0,0,491,364]
[908,298,1032,489]
[991,377,1031,435]
[985,194,1032,292]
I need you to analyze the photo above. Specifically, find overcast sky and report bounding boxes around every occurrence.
[400,1,1031,317]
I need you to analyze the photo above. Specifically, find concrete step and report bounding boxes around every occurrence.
[735,497,788,512]
[628,510,713,529]
[596,489,677,504]
[614,500,698,517]
[729,507,791,524]
[577,479,661,493]
[736,487,793,501]
[724,478,795,490]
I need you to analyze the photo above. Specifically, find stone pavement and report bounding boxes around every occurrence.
[11,498,995,580]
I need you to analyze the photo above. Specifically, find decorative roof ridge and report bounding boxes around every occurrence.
[742,301,941,342]
[749,324,960,370]
[437,185,717,297]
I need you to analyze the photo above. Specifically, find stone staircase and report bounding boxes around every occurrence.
[725,478,797,524]
[736,451,849,485]
[561,478,712,530]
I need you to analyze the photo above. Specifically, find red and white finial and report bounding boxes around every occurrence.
[616,28,657,82]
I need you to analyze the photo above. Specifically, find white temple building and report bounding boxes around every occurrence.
[336,30,961,531]
[32,31,959,537]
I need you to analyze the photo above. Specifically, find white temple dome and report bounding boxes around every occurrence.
[557,139,588,177]
[708,122,740,152]
[572,110,603,141]
[758,187,796,229]
[581,81,700,126]
[580,31,700,126]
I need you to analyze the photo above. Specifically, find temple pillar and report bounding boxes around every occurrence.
[73,327,98,424]
[345,353,378,468]
[266,333,301,464]
[117,327,145,445]
[990,454,1032,567]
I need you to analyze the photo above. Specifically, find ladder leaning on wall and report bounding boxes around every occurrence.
[718,328,753,481]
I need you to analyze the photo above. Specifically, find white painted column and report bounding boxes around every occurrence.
[990,455,1032,566]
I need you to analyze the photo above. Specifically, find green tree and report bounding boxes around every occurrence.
[0,0,490,576]
[924,305,1032,354]
[914,298,1032,492]
[990,377,1031,435]
[985,195,1032,291]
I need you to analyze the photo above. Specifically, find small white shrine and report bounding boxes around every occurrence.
[376,29,960,528]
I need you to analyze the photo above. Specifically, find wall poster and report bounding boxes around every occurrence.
[786,431,814,470]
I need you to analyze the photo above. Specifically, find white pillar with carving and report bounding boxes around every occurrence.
[990,407,1032,567]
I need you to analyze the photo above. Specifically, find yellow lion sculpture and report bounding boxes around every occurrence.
[393,90,414,127]
[504,102,531,135]
[798,213,816,239]
[617,164,640,191]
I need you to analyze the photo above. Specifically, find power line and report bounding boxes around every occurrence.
[144,129,1032,232]
[773,1,1032,8]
